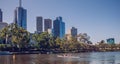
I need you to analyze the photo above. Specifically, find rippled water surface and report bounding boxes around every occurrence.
[0,52,120,64]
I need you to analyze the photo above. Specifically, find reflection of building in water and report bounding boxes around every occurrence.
[0,55,12,64]
[12,54,16,64]
[91,54,115,64]
[106,56,115,64]
[78,61,90,64]
[13,55,33,64]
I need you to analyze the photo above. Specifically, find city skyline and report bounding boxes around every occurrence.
[0,0,120,43]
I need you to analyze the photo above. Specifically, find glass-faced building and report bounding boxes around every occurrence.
[14,0,27,30]
[70,27,77,37]
[107,38,115,44]
[0,9,2,22]
[53,17,65,38]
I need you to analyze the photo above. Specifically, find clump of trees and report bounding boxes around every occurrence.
[32,32,98,53]
[0,24,120,53]
[0,23,30,51]
[32,32,56,50]
[32,32,120,53]
[95,40,120,51]
[77,33,92,44]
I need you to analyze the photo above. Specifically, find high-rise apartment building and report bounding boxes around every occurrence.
[69,27,77,37]
[44,19,52,31]
[53,16,65,38]
[66,27,77,40]
[36,16,43,33]
[0,9,2,22]
[14,0,27,30]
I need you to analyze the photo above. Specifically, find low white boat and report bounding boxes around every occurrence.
[57,54,79,58]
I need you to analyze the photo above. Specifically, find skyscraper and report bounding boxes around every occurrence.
[53,16,65,38]
[69,27,77,37]
[44,19,52,32]
[66,27,77,40]
[36,16,43,33]
[14,0,27,30]
[0,9,2,22]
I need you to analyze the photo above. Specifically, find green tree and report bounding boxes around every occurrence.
[32,32,54,50]
[0,23,30,49]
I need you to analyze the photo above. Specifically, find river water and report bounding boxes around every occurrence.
[0,52,120,64]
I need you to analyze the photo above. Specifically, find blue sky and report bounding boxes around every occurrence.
[0,0,120,43]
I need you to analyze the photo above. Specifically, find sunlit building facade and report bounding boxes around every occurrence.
[66,27,77,40]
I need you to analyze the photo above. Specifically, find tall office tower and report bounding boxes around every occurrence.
[36,16,43,33]
[44,19,52,31]
[0,9,2,22]
[14,0,27,30]
[53,16,65,38]
[66,27,77,40]
[69,27,77,37]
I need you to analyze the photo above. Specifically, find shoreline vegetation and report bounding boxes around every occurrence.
[0,24,120,55]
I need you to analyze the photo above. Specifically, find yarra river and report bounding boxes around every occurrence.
[0,52,120,64]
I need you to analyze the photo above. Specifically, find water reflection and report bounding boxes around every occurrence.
[100,54,116,64]
[0,52,120,64]
[12,54,16,64]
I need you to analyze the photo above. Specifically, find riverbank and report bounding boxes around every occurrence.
[1,50,120,55]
